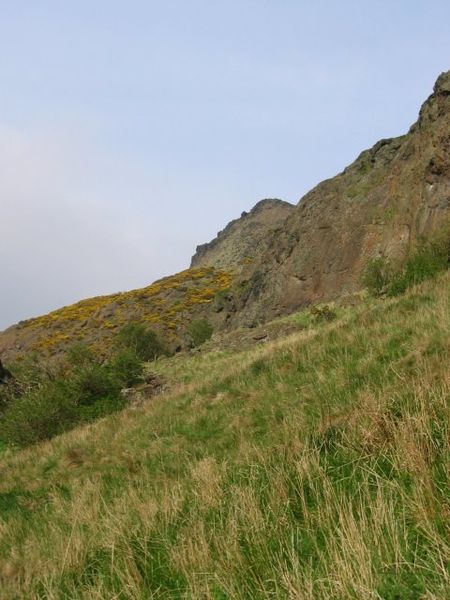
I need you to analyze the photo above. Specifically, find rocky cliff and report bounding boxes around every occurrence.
[225,70,450,323]
[191,199,294,270]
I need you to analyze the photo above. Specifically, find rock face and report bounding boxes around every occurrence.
[228,70,450,323]
[191,199,294,270]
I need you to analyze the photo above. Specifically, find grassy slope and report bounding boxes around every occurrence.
[1,275,450,599]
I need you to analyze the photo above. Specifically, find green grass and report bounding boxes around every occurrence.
[1,275,450,598]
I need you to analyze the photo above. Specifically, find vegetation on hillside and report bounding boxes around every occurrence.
[1,271,450,597]
[0,325,159,446]
[187,318,214,347]
[6,267,231,359]
[115,322,167,361]
[363,221,450,297]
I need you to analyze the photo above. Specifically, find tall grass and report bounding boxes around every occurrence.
[1,275,450,598]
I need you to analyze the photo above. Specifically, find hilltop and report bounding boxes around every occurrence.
[229,70,450,324]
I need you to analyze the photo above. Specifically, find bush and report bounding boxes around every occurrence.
[362,257,393,296]
[68,364,120,407]
[214,289,232,312]
[0,343,147,447]
[109,350,144,388]
[5,353,57,396]
[363,223,450,297]
[388,235,450,296]
[187,319,214,347]
[66,343,96,368]
[0,383,14,414]
[116,323,166,361]
[310,305,337,322]
[0,383,78,447]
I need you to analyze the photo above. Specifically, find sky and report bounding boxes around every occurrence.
[1,1,450,330]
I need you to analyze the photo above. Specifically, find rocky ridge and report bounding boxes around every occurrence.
[227,70,450,323]
[191,198,294,270]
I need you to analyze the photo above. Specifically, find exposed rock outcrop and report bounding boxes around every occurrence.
[191,199,294,270]
[229,70,450,323]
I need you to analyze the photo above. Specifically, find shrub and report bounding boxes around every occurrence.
[68,364,120,407]
[388,231,450,296]
[6,353,58,396]
[310,305,337,322]
[66,343,96,368]
[363,224,450,297]
[0,383,78,447]
[362,256,393,296]
[116,323,166,361]
[0,343,148,447]
[0,383,14,414]
[109,350,144,388]
[187,319,214,347]
[214,289,232,312]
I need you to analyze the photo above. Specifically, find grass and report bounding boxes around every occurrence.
[1,274,450,598]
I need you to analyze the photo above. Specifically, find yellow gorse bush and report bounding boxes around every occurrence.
[19,268,232,356]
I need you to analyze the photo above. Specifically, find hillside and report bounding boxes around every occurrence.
[1,68,450,600]
[1,273,450,598]
[1,71,450,360]
[0,267,232,362]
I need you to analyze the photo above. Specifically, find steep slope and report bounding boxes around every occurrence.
[233,70,450,322]
[1,274,450,598]
[191,198,294,270]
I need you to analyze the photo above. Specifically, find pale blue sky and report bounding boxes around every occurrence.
[1,1,449,329]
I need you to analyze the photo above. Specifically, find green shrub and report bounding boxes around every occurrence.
[187,319,214,347]
[0,383,78,447]
[68,364,120,407]
[364,224,450,297]
[5,353,57,396]
[362,256,393,296]
[66,343,96,368]
[109,350,144,388]
[213,289,232,312]
[389,233,450,296]
[116,323,166,361]
[0,343,147,447]
[76,393,126,423]
[0,384,14,414]
[310,305,337,322]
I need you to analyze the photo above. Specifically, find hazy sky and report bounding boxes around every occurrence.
[1,1,450,330]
